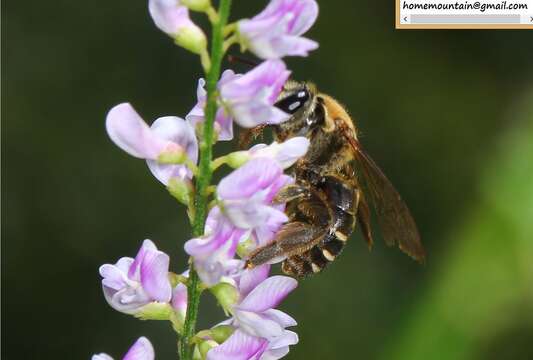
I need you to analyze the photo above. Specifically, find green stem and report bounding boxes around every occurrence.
[210,155,229,171]
[222,34,238,53]
[178,0,233,359]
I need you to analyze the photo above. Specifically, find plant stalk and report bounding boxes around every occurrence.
[178,0,233,359]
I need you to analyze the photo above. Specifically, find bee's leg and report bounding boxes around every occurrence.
[238,125,267,149]
[246,222,325,267]
[272,184,310,204]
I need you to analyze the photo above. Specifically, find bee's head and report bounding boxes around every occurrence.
[273,80,324,139]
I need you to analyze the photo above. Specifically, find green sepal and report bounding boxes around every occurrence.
[135,302,173,321]
[167,178,193,205]
[174,26,208,55]
[182,0,211,12]
[226,151,250,168]
[210,282,239,316]
[210,325,235,344]
[158,149,187,164]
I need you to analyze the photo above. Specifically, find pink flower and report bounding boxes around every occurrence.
[148,0,207,54]
[186,70,241,141]
[184,207,245,286]
[247,137,309,169]
[237,0,319,59]
[106,103,198,185]
[99,240,172,314]
[217,158,292,247]
[219,60,291,128]
[92,337,155,360]
[208,266,298,360]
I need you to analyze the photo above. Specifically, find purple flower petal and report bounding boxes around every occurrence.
[140,250,172,302]
[92,354,114,360]
[171,283,188,317]
[103,284,150,314]
[128,239,158,280]
[263,309,297,328]
[100,261,131,290]
[106,103,170,159]
[149,0,192,35]
[207,329,268,360]
[249,137,309,169]
[186,70,240,142]
[238,265,271,298]
[237,276,297,313]
[234,310,284,339]
[184,209,237,257]
[123,337,155,360]
[219,61,290,128]
[237,0,319,59]
[268,329,298,350]
[218,159,282,200]
[146,115,198,184]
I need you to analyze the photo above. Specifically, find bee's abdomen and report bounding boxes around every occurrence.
[282,176,357,277]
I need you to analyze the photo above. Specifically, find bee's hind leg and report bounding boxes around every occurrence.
[246,222,325,268]
[272,184,310,204]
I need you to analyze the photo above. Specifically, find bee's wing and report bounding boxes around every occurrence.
[339,122,426,263]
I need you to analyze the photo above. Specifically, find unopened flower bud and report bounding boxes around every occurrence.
[149,0,207,54]
[167,177,193,205]
[174,25,207,55]
[226,151,250,168]
[210,325,235,344]
[181,0,211,12]
[135,302,173,320]
[198,340,218,359]
[210,282,239,315]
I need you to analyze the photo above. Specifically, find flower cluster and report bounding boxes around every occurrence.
[96,0,318,359]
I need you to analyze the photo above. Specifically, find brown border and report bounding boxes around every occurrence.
[395,0,533,28]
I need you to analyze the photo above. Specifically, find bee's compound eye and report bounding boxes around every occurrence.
[275,89,309,114]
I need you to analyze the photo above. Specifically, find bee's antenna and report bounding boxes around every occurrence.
[227,55,258,68]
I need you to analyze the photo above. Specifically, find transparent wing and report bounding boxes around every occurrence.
[339,122,426,263]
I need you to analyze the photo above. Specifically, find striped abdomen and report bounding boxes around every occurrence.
[282,176,357,277]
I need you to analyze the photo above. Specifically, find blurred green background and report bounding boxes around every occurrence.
[3,0,533,359]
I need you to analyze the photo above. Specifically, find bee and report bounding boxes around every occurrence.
[242,80,426,277]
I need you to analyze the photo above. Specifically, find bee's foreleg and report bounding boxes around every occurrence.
[246,222,324,267]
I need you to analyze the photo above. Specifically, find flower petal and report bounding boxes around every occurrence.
[149,0,190,35]
[123,337,155,360]
[146,116,198,184]
[100,263,130,290]
[238,265,271,298]
[263,309,297,328]
[140,250,172,302]
[106,103,168,159]
[237,0,319,59]
[129,239,158,281]
[151,116,197,162]
[219,61,290,127]
[234,310,284,339]
[207,329,267,360]
[171,283,188,316]
[92,354,114,360]
[218,158,282,200]
[238,276,297,313]
[268,329,298,350]
[249,137,309,169]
